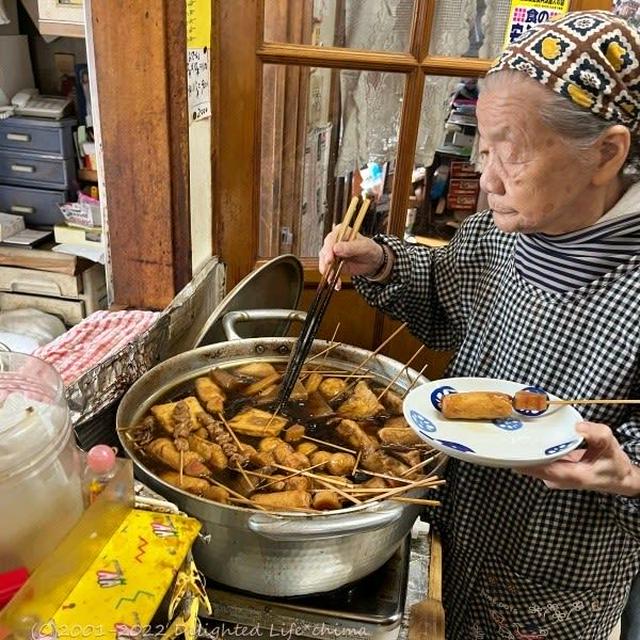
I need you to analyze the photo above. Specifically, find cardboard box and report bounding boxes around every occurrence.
[0,211,25,241]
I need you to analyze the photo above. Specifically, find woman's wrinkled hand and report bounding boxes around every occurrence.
[517,421,640,497]
[318,228,384,289]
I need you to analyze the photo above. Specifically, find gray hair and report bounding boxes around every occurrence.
[482,70,640,179]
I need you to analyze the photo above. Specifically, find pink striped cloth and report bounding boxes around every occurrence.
[33,310,161,386]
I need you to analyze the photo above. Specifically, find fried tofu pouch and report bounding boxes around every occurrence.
[441,391,513,420]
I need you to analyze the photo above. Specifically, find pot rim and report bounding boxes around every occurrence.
[117,336,427,520]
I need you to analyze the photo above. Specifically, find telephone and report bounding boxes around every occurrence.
[10,89,72,119]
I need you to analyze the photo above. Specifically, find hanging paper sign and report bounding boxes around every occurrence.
[186,0,211,122]
[187,47,211,121]
[504,0,571,47]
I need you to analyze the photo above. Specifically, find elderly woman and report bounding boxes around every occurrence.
[320,11,640,640]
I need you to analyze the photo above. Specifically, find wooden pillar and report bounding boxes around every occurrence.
[90,0,191,309]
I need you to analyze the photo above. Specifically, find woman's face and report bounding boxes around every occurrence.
[477,80,601,235]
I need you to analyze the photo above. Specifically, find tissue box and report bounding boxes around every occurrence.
[0,213,25,242]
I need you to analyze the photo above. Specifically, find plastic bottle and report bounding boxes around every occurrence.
[83,445,117,506]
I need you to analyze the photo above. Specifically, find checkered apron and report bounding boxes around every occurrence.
[355,212,640,639]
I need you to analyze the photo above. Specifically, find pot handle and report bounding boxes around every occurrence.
[247,503,404,541]
[222,309,307,341]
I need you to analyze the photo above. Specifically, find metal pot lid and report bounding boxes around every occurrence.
[192,254,303,348]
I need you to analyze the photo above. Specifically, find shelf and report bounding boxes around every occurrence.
[39,20,85,38]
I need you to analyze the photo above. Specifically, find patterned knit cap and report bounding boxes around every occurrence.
[488,11,640,133]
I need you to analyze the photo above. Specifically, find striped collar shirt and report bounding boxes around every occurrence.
[514,183,640,293]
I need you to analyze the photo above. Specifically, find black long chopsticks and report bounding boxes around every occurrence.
[275,197,371,413]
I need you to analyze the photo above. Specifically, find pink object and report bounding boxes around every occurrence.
[33,310,161,386]
[87,445,116,475]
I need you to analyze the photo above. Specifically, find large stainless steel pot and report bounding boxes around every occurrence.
[117,318,427,597]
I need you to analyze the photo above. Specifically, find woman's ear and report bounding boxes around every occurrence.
[591,125,631,186]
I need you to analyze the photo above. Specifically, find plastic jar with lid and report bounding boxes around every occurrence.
[0,352,83,573]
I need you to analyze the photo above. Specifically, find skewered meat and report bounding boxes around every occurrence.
[284,424,305,443]
[319,378,347,400]
[304,373,323,394]
[297,442,318,457]
[235,362,277,378]
[151,397,205,434]
[326,452,357,476]
[335,419,378,452]
[228,408,288,437]
[197,412,247,468]
[159,471,229,504]
[194,427,210,439]
[210,368,244,393]
[195,376,226,414]
[378,427,423,446]
[441,392,512,420]
[147,438,209,477]
[337,381,384,419]
[187,435,228,471]
[172,400,192,451]
[313,491,343,511]
[380,389,404,415]
[251,490,312,510]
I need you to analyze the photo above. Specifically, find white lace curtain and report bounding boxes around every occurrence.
[335,0,510,175]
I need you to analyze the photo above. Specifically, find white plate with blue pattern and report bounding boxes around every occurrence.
[403,377,584,468]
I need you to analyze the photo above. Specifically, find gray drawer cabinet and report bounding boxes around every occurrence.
[0,185,68,226]
[0,116,76,226]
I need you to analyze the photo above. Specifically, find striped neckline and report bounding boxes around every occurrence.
[514,209,640,294]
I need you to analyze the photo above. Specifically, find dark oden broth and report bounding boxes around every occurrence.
[137,361,404,488]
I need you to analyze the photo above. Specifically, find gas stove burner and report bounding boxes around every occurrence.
[200,537,411,640]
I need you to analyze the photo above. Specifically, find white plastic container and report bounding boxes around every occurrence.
[0,352,83,572]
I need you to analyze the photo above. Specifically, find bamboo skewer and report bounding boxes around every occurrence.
[377,345,425,402]
[402,361,430,399]
[548,398,640,407]
[217,412,253,490]
[258,462,327,491]
[359,469,415,484]
[401,454,439,478]
[352,450,362,476]
[338,323,409,398]
[303,341,343,366]
[205,474,266,511]
[179,450,184,486]
[273,464,362,505]
[390,497,441,507]
[362,476,445,503]
[302,435,357,455]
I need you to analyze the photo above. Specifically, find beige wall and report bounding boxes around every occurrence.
[189,117,213,274]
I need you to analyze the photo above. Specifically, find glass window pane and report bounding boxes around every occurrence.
[259,64,405,259]
[409,76,482,242]
[263,0,415,52]
[429,0,511,59]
